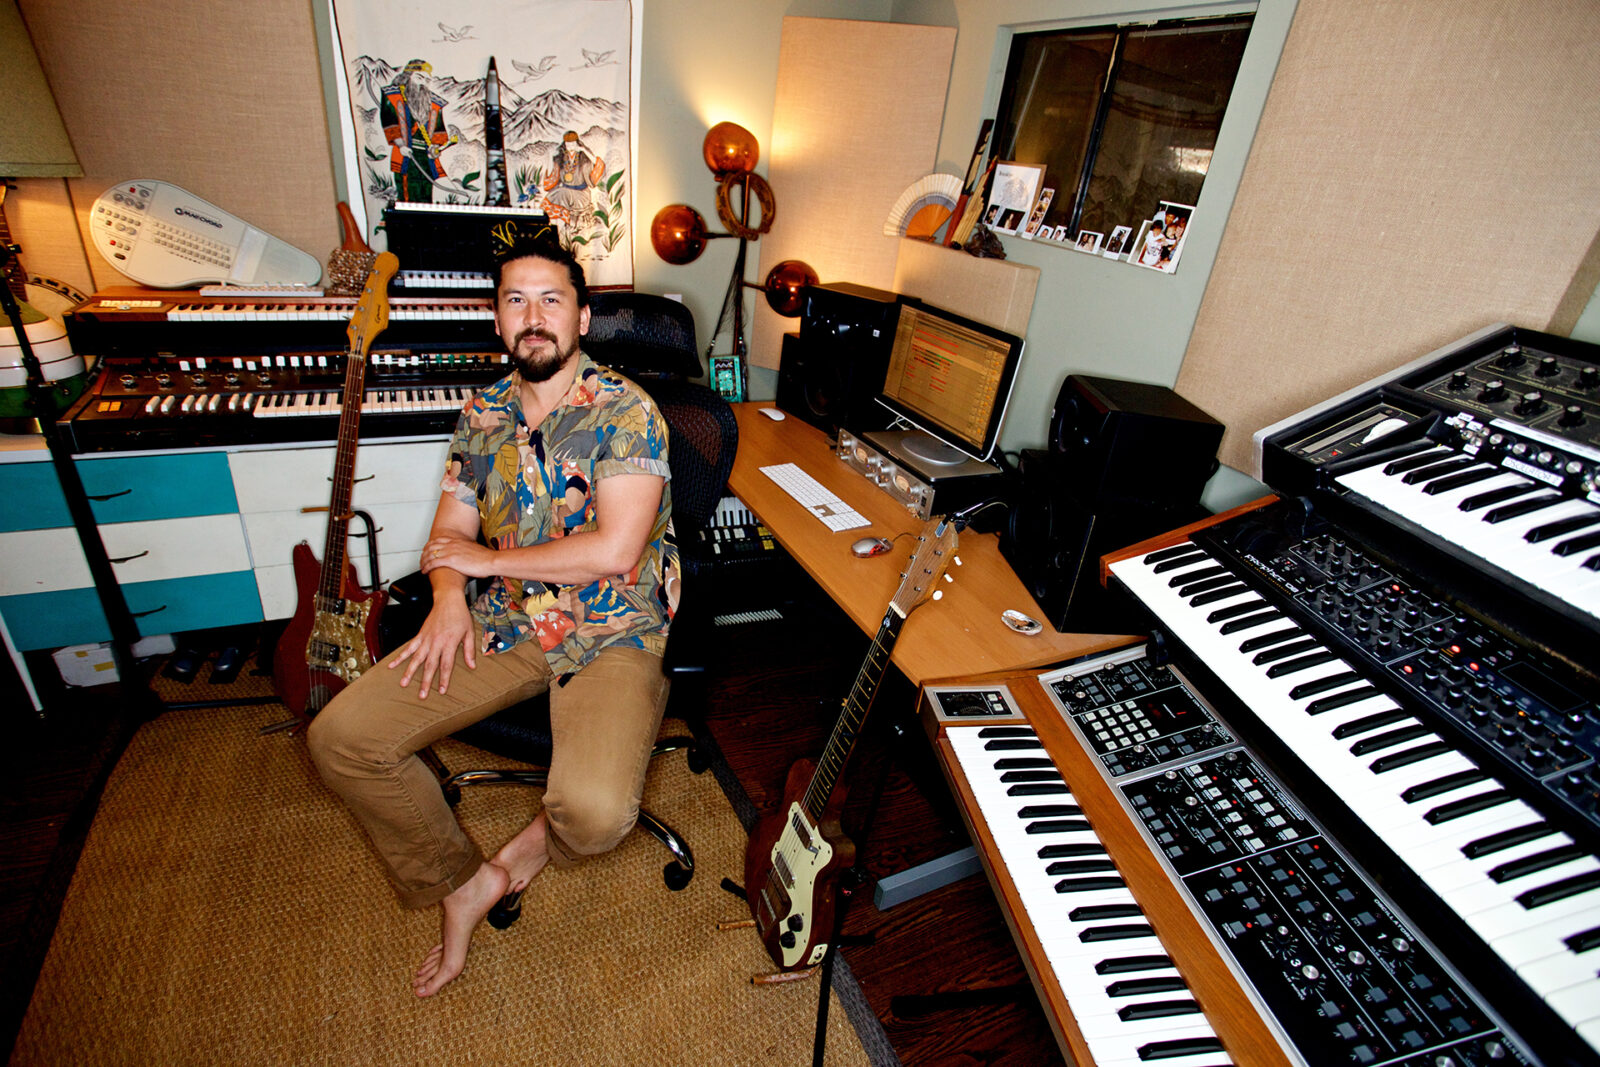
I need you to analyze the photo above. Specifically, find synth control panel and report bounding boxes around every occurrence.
[1027,645,1531,1067]
[1205,509,1600,834]
[1263,324,1600,498]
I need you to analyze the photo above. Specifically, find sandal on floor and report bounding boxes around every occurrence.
[162,647,206,683]
[209,646,246,685]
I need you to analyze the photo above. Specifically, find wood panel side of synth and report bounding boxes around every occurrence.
[927,669,1293,1067]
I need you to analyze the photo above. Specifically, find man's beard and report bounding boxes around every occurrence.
[507,327,578,383]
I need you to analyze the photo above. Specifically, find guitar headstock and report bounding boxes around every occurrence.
[347,251,399,358]
[889,516,960,619]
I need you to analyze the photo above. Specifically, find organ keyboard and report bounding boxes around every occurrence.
[56,288,508,452]
[924,324,1598,1066]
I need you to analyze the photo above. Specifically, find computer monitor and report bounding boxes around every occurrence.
[875,298,1024,465]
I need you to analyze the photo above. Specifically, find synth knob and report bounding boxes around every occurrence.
[1560,404,1586,427]
[1514,390,1546,415]
[1580,366,1600,391]
[1536,355,1561,377]
[1495,344,1525,368]
[1478,379,1508,403]
[1446,369,1470,391]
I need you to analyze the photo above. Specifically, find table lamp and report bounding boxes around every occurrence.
[1,0,88,433]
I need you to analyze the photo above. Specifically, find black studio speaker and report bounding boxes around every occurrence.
[999,450,1203,632]
[1048,375,1224,507]
[776,282,900,437]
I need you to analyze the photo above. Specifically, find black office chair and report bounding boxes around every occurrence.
[584,290,702,380]
[411,359,737,917]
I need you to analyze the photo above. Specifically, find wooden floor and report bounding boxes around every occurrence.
[0,580,1066,1066]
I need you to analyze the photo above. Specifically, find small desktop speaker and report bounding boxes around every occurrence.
[999,450,1203,632]
[776,282,901,438]
[1048,375,1224,507]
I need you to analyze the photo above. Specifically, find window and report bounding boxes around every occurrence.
[991,13,1254,248]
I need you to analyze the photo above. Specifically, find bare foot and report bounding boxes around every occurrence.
[413,860,510,997]
[492,810,552,895]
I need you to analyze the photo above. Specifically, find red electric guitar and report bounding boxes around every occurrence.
[744,515,960,971]
[273,252,399,723]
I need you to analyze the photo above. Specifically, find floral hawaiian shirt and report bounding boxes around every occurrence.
[440,352,676,674]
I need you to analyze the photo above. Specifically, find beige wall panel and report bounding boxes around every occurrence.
[892,238,1038,337]
[1177,0,1600,471]
[18,0,337,292]
[750,17,956,370]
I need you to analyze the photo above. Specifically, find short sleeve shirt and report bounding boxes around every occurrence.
[441,352,676,674]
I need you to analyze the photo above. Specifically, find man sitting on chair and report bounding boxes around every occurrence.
[309,230,677,997]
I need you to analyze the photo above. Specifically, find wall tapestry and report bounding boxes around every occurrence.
[328,0,635,287]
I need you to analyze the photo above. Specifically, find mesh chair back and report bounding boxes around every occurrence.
[649,379,738,538]
[586,291,701,379]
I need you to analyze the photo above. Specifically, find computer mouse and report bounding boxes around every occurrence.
[758,407,785,421]
[851,536,892,558]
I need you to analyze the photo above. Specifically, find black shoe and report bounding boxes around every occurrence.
[162,648,205,683]
[209,646,246,685]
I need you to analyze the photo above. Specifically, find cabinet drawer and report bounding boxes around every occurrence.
[124,571,262,636]
[230,440,449,514]
[101,514,253,583]
[254,548,420,620]
[0,587,108,650]
[0,527,93,594]
[78,452,239,522]
[0,459,73,532]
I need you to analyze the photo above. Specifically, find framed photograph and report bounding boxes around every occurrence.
[985,161,1046,235]
[1053,224,1073,242]
[1102,224,1132,259]
[1075,230,1103,253]
[1135,201,1194,273]
[1019,186,1056,239]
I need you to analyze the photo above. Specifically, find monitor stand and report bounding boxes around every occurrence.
[897,430,969,467]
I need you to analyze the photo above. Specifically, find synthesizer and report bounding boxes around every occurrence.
[920,324,1598,1066]
[57,289,508,452]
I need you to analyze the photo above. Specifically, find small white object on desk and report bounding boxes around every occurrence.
[758,407,785,421]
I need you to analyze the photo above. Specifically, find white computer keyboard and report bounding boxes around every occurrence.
[760,463,870,532]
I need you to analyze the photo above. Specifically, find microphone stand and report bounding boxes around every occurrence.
[1,241,158,718]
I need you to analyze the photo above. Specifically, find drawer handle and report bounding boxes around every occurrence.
[87,488,133,502]
[108,549,150,564]
[130,604,166,619]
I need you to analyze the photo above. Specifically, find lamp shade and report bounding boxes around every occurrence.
[762,260,818,316]
[702,122,759,176]
[0,0,82,177]
[650,204,708,265]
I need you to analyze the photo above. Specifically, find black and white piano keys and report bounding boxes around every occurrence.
[1334,444,1600,619]
[1109,542,1600,1051]
[947,725,1235,1067]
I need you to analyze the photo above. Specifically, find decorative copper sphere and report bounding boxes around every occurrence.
[703,121,759,175]
[650,204,708,265]
[762,259,819,316]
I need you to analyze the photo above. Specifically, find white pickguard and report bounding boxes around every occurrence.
[769,801,834,968]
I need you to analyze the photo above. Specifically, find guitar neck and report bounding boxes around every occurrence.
[316,349,369,605]
[801,607,906,820]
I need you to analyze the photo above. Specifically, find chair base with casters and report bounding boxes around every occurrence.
[417,729,698,917]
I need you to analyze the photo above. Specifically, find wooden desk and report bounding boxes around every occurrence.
[727,403,1133,686]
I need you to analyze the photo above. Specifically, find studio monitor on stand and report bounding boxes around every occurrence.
[1000,450,1205,633]
[775,282,900,438]
[1049,374,1223,506]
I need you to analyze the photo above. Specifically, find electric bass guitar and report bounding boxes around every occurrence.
[273,252,400,722]
[744,515,960,970]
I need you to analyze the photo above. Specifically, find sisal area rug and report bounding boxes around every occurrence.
[10,679,874,1066]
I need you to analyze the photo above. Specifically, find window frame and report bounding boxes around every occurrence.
[990,5,1257,247]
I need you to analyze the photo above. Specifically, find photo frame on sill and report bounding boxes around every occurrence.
[1075,230,1103,253]
[1020,186,1055,239]
[1135,201,1194,273]
[1103,225,1133,259]
[985,161,1045,235]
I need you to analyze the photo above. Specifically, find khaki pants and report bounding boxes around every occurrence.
[307,640,669,909]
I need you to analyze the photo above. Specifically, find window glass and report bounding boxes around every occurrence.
[993,15,1253,247]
